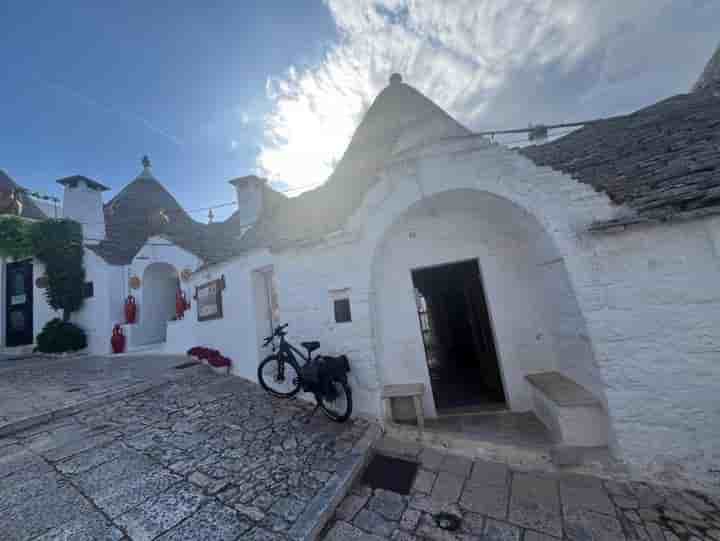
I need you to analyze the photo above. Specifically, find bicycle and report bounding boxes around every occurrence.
[257,323,353,422]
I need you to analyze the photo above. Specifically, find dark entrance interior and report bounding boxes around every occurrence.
[412,259,505,413]
[6,260,34,347]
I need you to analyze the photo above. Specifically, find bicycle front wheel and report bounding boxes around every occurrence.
[258,355,301,398]
[319,379,353,422]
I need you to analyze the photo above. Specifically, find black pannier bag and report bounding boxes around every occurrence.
[299,362,321,393]
[316,355,350,400]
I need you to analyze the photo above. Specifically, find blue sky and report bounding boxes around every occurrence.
[1,1,719,222]
[0,1,336,219]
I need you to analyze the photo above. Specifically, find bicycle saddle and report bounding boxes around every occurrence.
[301,341,320,353]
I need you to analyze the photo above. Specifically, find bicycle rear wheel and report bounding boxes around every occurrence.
[258,355,301,398]
[319,379,352,422]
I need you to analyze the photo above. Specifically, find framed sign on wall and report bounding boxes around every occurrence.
[196,277,225,321]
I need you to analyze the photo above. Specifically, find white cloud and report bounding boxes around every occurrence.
[257,0,719,191]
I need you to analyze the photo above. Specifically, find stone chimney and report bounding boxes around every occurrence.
[692,41,720,93]
[56,175,109,243]
[228,175,267,225]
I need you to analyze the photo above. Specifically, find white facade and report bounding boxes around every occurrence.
[3,96,719,491]
[142,136,717,488]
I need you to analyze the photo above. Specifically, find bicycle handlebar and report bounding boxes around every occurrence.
[262,323,289,347]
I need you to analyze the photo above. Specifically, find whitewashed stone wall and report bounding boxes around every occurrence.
[581,218,720,486]
[156,136,720,486]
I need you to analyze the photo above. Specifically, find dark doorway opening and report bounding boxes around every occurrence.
[412,259,505,413]
[6,260,34,347]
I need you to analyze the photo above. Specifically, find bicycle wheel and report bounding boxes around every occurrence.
[258,355,301,398]
[319,379,353,422]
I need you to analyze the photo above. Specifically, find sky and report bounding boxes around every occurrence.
[1,1,718,222]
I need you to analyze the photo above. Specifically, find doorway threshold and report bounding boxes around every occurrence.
[436,403,509,417]
[390,410,555,469]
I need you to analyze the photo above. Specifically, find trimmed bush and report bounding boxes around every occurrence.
[36,318,87,353]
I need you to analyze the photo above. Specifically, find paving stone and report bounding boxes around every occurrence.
[32,510,125,541]
[0,470,95,540]
[325,520,386,541]
[375,436,422,459]
[155,499,253,541]
[243,526,288,540]
[458,511,485,535]
[413,468,437,493]
[369,489,407,520]
[337,493,370,521]
[0,443,49,478]
[354,508,397,537]
[391,530,422,541]
[438,453,473,477]
[523,531,561,541]
[431,471,465,504]
[508,473,562,538]
[560,474,615,516]
[114,482,207,541]
[565,509,626,541]
[482,518,521,541]
[56,441,128,475]
[415,512,467,541]
[460,479,508,520]
[419,447,446,471]
[233,502,267,522]
[269,496,308,522]
[83,465,181,518]
[469,459,508,487]
[399,508,422,531]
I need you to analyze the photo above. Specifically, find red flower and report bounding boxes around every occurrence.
[189,346,231,367]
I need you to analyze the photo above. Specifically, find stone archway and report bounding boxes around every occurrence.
[370,188,607,420]
[138,262,178,346]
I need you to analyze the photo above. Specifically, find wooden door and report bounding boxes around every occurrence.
[6,260,34,347]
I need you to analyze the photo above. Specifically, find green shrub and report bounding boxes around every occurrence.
[35,318,87,353]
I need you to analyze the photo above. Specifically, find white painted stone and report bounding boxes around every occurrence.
[6,105,720,491]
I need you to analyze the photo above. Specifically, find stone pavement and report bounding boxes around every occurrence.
[0,354,191,429]
[0,366,372,540]
[323,437,720,541]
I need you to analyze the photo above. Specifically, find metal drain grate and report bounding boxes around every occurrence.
[361,453,419,495]
[174,361,200,370]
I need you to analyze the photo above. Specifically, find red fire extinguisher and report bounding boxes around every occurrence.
[111,325,126,354]
[175,289,188,319]
[124,295,137,324]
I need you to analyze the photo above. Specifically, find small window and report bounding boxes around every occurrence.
[82,282,94,298]
[334,298,352,323]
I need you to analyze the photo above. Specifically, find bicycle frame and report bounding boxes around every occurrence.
[271,334,310,380]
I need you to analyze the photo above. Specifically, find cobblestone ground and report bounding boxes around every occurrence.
[0,367,369,540]
[0,354,187,426]
[324,438,720,541]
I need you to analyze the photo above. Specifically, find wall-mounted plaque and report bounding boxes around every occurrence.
[196,278,224,321]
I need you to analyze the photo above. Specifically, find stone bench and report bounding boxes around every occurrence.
[382,383,425,439]
[525,372,609,449]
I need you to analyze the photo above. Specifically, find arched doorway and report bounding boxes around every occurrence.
[139,262,178,346]
[371,189,606,419]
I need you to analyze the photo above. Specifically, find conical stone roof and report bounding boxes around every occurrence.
[693,41,720,93]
